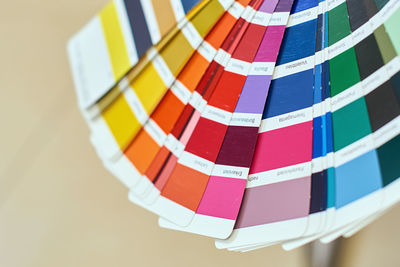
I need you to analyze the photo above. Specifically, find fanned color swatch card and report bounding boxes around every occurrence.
[68,0,400,251]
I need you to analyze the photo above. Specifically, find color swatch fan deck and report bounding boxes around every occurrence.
[68,0,400,251]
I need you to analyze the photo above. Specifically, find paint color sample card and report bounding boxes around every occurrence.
[128,0,264,207]
[128,1,267,229]
[68,0,205,110]
[153,0,275,229]
[68,0,400,252]
[88,0,235,161]
[282,0,336,249]
[216,0,319,250]
[103,0,252,189]
[318,0,400,243]
[130,0,271,231]
[159,0,287,238]
[88,0,231,120]
[129,0,259,199]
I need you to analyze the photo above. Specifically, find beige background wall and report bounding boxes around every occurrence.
[0,1,399,266]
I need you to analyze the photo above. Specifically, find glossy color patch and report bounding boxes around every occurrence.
[191,0,225,36]
[231,24,267,61]
[161,32,194,75]
[332,97,372,151]
[354,34,384,80]
[235,177,311,228]
[234,76,273,114]
[374,0,389,9]
[313,116,323,158]
[328,3,351,45]
[196,176,247,219]
[327,168,336,208]
[100,2,131,80]
[151,0,176,37]
[329,47,360,96]
[374,25,397,64]
[151,91,186,133]
[365,81,400,132]
[385,7,400,54]
[207,72,248,111]
[250,121,313,173]
[185,118,227,162]
[291,0,318,12]
[215,127,259,167]
[182,0,204,13]
[377,134,400,186]
[102,94,140,149]
[276,20,318,64]
[155,155,179,190]
[346,0,370,31]
[310,172,327,213]
[132,64,168,113]
[391,72,400,102]
[361,0,379,18]
[263,70,314,118]
[125,129,160,173]
[145,146,171,182]
[123,0,152,57]
[335,150,382,208]
[162,163,210,211]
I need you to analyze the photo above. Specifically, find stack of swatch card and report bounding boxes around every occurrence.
[68,0,400,251]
